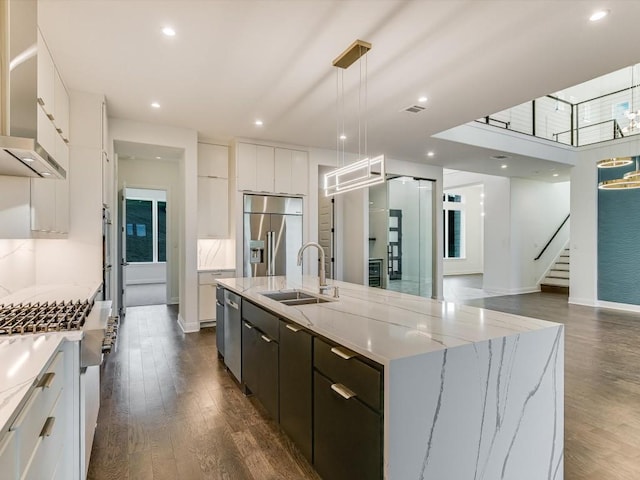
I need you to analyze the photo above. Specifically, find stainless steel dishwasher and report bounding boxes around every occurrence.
[223,290,242,382]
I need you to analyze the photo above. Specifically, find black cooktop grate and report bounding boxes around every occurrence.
[0,300,92,335]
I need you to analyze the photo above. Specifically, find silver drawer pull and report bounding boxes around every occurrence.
[216,301,223,307]
[330,346,356,360]
[40,416,56,437]
[244,322,253,329]
[260,334,272,343]
[285,323,302,333]
[37,372,56,389]
[212,272,222,276]
[226,299,239,310]
[331,383,356,400]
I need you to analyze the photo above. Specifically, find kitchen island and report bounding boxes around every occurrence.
[216,275,564,480]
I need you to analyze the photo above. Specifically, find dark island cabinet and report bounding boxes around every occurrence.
[241,300,280,422]
[313,337,383,480]
[279,321,313,462]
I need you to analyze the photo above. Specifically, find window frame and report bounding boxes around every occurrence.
[125,195,166,264]
[443,193,466,260]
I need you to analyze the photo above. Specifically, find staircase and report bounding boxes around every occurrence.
[540,248,570,294]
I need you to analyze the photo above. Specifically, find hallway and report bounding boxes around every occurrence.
[88,296,640,479]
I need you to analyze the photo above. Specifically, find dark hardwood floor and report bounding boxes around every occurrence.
[465,293,640,480]
[87,305,320,480]
[88,294,640,479]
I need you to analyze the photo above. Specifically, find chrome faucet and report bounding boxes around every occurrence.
[296,242,339,297]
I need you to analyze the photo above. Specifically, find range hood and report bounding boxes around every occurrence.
[0,0,66,179]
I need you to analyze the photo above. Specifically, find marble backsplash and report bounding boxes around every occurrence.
[197,239,235,271]
[0,239,36,300]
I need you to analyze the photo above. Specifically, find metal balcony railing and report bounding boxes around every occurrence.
[476,83,640,147]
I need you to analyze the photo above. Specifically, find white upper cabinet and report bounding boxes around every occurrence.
[255,145,275,192]
[198,177,228,238]
[274,148,309,195]
[237,142,308,195]
[37,30,55,117]
[53,69,70,142]
[37,105,56,158]
[237,143,258,191]
[198,143,230,238]
[198,143,228,178]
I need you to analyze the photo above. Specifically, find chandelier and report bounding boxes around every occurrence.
[597,156,640,190]
[324,40,385,197]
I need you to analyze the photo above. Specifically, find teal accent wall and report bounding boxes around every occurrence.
[598,157,640,305]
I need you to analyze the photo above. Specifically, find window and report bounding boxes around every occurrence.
[443,193,465,259]
[126,191,167,263]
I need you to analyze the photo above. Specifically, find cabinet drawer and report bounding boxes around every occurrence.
[241,300,279,342]
[314,337,382,412]
[0,431,17,480]
[199,271,234,285]
[22,389,65,480]
[314,371,382,480]
[11,351,64,472]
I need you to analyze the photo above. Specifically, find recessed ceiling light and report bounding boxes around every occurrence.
[23,157,34,163]
[155,156,161,160]
[427,151,435,157]
[553,173,559,177]
[418,96,428,103]
[162,27,176,37]
[254,119,263,126]
[339,134,347,140]
[151,102,161,108]
[589,10,609,22]
[501,164,508,169]
[41,172,51,176]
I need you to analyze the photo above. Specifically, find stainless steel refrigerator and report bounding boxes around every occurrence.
[243,194,303,277]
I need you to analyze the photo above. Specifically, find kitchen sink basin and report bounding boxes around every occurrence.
[260,290,333,305]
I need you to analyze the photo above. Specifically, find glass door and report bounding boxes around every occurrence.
[371,176,434,298]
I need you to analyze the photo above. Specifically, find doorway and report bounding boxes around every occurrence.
[123,188,167,307]
[369,176,435,298]
[114,140,182,316]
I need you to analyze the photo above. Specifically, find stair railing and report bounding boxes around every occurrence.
[534,214,570,261]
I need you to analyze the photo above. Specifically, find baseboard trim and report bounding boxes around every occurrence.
[483,286,540,295]
[178,313,200,333]
[169,297,179,305]
[597,300,640,313]
[568,297,597,307]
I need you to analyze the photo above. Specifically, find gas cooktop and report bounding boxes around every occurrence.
[0,300,92,336]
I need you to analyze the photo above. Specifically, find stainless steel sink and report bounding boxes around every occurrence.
[260,290,333,306]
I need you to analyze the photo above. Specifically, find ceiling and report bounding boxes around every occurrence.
[37,0,640,180]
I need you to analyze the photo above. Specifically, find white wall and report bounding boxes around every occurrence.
[444,170,570,293]
[510,178,570,289]
[443,184,484,276]
[109,118,199,332]
[0,240,35,298]
[569,134,640,308]
[118,160,179,301]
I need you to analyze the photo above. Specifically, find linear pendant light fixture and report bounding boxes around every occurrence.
[324,39,385,197]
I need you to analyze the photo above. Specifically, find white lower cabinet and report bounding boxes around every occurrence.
[199,270,235,323]
[0,342,80,480]
[0,431,16,480]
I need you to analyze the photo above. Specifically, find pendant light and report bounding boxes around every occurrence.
[324,40,385,197]
[598,156,640,190]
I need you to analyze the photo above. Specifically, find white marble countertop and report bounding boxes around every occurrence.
[0,331,82,434]
[216,276,561,365]
[0,283,99,433]
[197,267,236,273]
[0,283,101,306]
